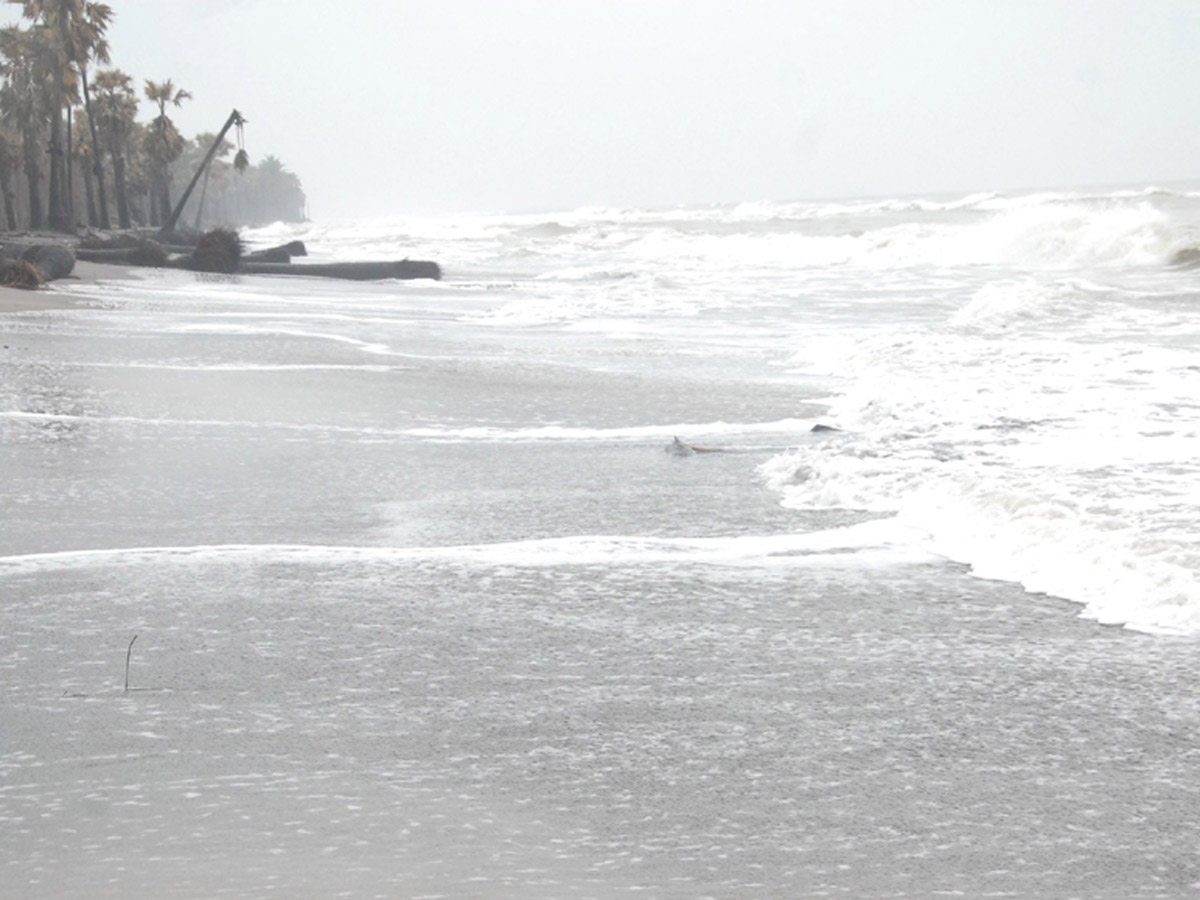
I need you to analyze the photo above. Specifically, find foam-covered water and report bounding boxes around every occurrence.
[6,183,1200,897]
[246,184,1200,633]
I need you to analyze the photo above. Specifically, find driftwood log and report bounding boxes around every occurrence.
[0,242,76,288]
[77,243,168,267]
[70,229,439,283]
[248,240,307,259]
[239,259,441,281]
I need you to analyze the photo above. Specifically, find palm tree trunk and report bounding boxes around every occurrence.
[23,132,43,230]
[81,154,97,227]
[159,175,172,226]
[46,107,70,231]
[0,170,17,231]
[66,107,74,223]
[80,69,111,229]
[193,166,212,230]
[107,134,131,229]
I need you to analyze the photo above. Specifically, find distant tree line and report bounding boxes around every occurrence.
[0,1,306,232]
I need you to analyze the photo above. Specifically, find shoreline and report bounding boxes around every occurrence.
[0,260,134,313]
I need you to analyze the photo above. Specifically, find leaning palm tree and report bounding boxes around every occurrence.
[142,77,190,226]
[187,129,232,229]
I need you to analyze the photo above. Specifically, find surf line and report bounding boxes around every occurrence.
[0,524,937,576]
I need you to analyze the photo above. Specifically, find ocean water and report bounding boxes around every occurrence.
[3,185,1200,897]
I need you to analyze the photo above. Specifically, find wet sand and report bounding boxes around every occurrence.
[0,260,133,313]
[4,255,1199,899]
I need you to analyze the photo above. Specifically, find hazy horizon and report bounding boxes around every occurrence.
[6,0,1200,219]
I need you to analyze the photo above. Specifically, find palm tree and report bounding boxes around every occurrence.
[8,1,114,229]
[71,112,96,225]
[142,77,190,226]
[186,130,232,229]
[0,24,55,228]
[0,132,19,229]
[90,67,135,227]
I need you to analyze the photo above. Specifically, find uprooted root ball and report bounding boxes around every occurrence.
[190,228,243,274]
[0,259,45,289]
[128,241,168,268]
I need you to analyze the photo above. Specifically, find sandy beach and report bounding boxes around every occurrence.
[0,260,133,313]
[5,202,1200,898]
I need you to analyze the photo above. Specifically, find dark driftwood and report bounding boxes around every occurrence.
[666,436,724,456]
[244,246,291,263]
[76,246,136,262]
[239,259,441,281]
[77,243,169,267]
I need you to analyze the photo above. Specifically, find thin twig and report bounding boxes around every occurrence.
[124,634,137,692]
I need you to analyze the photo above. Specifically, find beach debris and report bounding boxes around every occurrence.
[188,227,243,273]
[666,435,724,456]
[75,229,438,282]
[0,242,75,286]
[127,241,169,268]
[0,258,44,288]
[239,258,441,281]
[124,634,138,693]
[244,240,308,263]
[77,238,168,268]
[159,109,247,238]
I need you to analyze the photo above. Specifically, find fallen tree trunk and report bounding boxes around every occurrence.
[20,243,75,281]
[77,246,149,263]
[239,259,441,280]
[246,240,306,258]
[76,243,169,267]
[0,242,76,287]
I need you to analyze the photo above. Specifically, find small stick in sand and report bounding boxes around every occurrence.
[124,634,138,692]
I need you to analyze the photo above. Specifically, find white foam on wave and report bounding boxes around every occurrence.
[766,275,1200,634]
[0,409,810,444]
[0,519,935,577]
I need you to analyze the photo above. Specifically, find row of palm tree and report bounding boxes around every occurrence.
[0,1,306,232]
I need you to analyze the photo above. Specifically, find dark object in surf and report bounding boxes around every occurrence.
[0,257,44,288]
[810,423,840,433]
[666,436,724,456]
[20,243,75,281]
[239,259,441,281]
[127,240,169,268]
[244,245,291,263]
[243,240,308,264]
[189,228,243,274]
[1169,246,1200,268]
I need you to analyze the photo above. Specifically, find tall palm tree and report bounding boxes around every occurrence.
[0,24,54,228]
[90,67,135,227]
[71,112,96,226]
[142,77,190,226]
[0,132,19,229]
[8,1,114,229]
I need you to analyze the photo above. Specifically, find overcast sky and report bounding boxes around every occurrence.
[7,0,1200,218]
